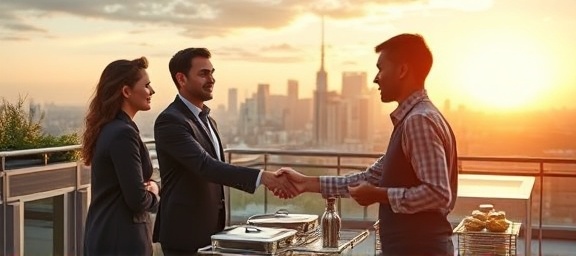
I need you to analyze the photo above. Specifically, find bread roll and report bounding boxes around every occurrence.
[486,219,510,232]
[471,210,488,221]
[487,211,506,220]
[463,216,485,231]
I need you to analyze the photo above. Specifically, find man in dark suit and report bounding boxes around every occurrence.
[152,47,296,255]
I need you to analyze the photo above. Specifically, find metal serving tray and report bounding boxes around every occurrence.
[247,209,319,236]
[199,229,369,256]
[210,225,297,255]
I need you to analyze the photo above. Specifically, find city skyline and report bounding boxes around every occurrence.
[1,0,576,112]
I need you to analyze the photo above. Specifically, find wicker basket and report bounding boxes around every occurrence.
[453,220,521,256]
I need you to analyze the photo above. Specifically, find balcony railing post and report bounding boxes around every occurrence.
[539,161,544,256]
[5,201,23,256]
[1,155,5,256]
[226,151,232,226]
[263,153,268,214]
[336,155,344,219]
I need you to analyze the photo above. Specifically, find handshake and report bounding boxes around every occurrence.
[260,167,385,207]
[260,167,319,199]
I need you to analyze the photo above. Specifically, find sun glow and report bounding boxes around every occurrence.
[456,35,554,111]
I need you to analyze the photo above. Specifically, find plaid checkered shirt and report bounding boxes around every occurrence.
[319,89,457,215]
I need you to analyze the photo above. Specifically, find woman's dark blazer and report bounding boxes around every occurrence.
[152,96,260,253]
[84,111,159,256]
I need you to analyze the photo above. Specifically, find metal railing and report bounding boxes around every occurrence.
[225,148,576,256]
[1,145,85,255]
[1,143,575,255]
[0,145,81,171]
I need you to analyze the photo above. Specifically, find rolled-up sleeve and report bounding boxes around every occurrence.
[319,156,386,198]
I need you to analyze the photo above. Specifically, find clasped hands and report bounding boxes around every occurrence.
[261,167,383,206]
[260,167,307,199]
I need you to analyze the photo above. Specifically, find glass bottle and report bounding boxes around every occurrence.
[321,197,341,248]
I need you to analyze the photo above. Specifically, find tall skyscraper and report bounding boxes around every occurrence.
[326,92,346,145]
[287,79,299,101]
[228,88,238,116]
[341,72,367,100]
[286,80,300,132]
[238,97,258,143]
[257,83,270,125]
[314,17,328,145]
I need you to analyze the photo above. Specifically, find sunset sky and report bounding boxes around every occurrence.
[1,0,575,112]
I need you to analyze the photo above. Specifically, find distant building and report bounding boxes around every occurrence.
[314,18,328,146]
[285,80,300,132]
[296,98,313,133]
[326,92,346,145]
[257,83,270,125]
[287,79,298,102]
[238,97,258,144]
[341,72,367,100]
[267,94,288,127]
[228,88,238,116]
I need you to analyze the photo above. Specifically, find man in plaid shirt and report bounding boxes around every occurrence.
[278,34,458,255]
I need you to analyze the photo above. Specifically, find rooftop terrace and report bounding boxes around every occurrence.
[1,143,575,255]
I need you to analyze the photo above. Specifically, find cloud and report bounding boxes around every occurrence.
[2,22,46,32]
[0,0,492,40]
[427,0,493,11]
[217,46,305,63]
[0,35,28,41]
[0,1,401,33]
[261,43,300,52]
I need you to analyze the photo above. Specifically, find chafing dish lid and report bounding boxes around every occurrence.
[211,225,297,242]
[247,209,318,224]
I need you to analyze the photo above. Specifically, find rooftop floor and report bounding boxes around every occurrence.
[150,234,576,256]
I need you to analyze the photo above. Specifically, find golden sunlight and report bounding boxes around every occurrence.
[456,35,554,111]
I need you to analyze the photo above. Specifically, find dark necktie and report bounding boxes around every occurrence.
[199,108,217,152]
[199,110,210,129]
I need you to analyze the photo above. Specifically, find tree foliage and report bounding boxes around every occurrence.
[0,96,79,161]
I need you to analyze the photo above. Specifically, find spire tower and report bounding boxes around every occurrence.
[320,15,325,71]
[314,15,328,145]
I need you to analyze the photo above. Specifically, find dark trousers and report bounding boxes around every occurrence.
[380,237,454,256]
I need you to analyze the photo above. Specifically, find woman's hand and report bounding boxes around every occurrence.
[144,181,159,196]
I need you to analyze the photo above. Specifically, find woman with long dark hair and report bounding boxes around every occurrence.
[82,57,159,255]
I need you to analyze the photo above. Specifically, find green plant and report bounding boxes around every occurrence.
[0,95,80,162]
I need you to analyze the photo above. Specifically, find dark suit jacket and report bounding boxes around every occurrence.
[84,111,159,256]
[152,96,260,252]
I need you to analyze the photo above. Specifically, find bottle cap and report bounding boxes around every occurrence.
[479,204,494,213]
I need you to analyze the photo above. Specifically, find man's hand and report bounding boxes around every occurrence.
[274,167,321,195]
[261,171,298,199]
[347,182,388,206]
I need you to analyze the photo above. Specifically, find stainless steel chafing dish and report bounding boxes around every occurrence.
[247,209,319,234]
[199,229,370,256]
[211,225,297,255]
[247,209,320,246]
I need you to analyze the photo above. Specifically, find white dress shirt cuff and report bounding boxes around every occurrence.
[256,170,263,187]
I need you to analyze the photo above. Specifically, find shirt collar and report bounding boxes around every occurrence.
[178,94,211,118]
[390,89,428,126]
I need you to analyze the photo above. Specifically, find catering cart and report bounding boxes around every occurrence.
[197,210,370,256]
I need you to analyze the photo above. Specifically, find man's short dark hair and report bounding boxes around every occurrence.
[169,48,211,88]
[375,34,433,83]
